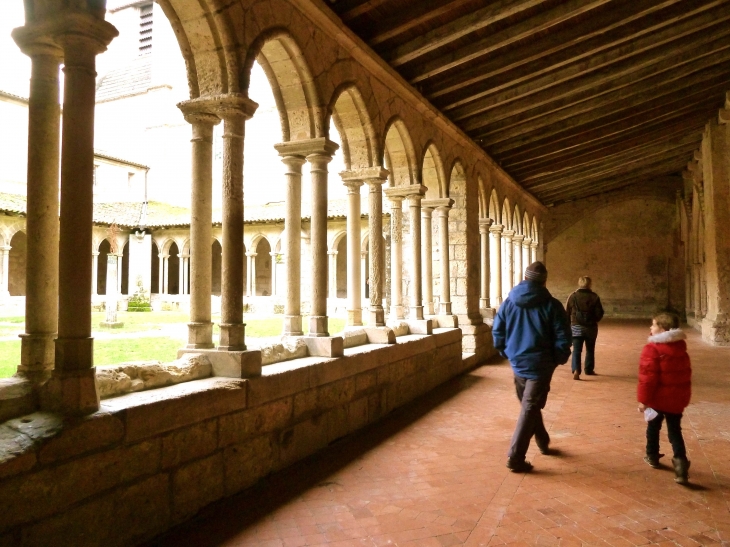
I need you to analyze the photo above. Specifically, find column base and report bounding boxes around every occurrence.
[178,348,262,378]
[186,322,214,349]
[389,305,405,321]
[430,315,458,328]
[439,302,452,315]
[218,323,246,351]
[369,306,385,327]
[55,336,94,370]
[405,319,433,335]
[18,333,56,383]
[300,335,344,357]
[284,315,303,336]
[309,315,329,337]
[479,298,489,309]
[40,368,99,416]
[410,305,424,320]
[346,308,363,327]
[424,302,435,315]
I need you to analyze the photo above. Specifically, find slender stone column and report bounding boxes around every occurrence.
[502,230,515,298]
[215,97,257,351]
[116,254,123,294]
[365,170,389,326]
[513,234,524,285]
[246,252,256,298]
[11,31,63,381]
[479,219,492,309]
[530,242,538,264]
[361,251,368,305]
[489,224,503,306]
[434,202,453,315]
[159,254,166,294]
[270,252,277,297]
[0,247,10,297]
[522,237,532,271]
[407,189,428,320]
[341,178,363,326]
[386,194,404,320]
[49,15,118,414]
[274,145,307,336]
[421,205,435,315]
[177,104,219,348]
[328,251,337,300]
[91,252,99,295]
[181,254,189,295]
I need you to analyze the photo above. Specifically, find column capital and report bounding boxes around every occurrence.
[91,251,100,257]
[246,252,258,258]
[361,251,368,258]
[422,198,454,210]
[522,237,532,247]
[341,178,363,193]
[502,229,515,239]
[328,250,338,256]
[11,25,63,59]
[13,12,118,57]
[384,185,427,199]
[274,138,339,159]
[341,166,389,184]
[530,242,538,249]
[479,218,494,227]
[489,223,504,234]
[512,234,525,243]
[177,99,221,127]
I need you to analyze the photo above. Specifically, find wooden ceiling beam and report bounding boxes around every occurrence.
[456,20,730,127]
[368,0,474,46]
[385,0,549,67]
[428,0,719,104]
[475,67,730,148]
[407,0,612,83]
[497,101,718,166]
[336,0,392,22]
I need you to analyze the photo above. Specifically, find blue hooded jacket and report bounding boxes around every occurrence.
[492,280,572,379]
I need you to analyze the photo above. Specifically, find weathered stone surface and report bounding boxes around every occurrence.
[38,412,124,465]
[260,337,308,365]
[0,425,37,481]
[161,419,218,469]
[0,378,36,424]
[172,453,224,523]
[386,320,410,337]
[218,397,293,447]
[341,328,368,348]
[96,354,212,399]
[223,435,274,495]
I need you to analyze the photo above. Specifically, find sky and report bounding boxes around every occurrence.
[0,2,31,98]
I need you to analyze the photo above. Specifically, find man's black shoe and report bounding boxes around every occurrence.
[585,371,596,376]
[506,459,533,473]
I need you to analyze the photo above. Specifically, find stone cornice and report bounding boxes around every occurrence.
[384,185,427,199]
[274,138,339,158]
[340,167,389,182]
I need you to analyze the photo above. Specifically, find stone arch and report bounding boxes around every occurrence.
[502,198,512,231]
[244,29,323,142]
[489,190,500,223]
[121,241,130,296]
[422,142,447,198]
[97,239,111,295]
[167,241,180,295]
[328,83,378,170]
[523,212,531,239]
[8,230,27,297]
[532,217,539,243]
[253,237,272,296]
[477,176,488,218]
[330,230,347,252]
[446,159,467,198]
[151,241,160,294]
[513,205,523,234]
[382,117,417,187]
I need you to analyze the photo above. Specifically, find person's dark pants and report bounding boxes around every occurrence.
[508,371,554,462]
[571,336,596,374]
[646,410,687,460]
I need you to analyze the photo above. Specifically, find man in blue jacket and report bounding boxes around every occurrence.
[493,261,571,473]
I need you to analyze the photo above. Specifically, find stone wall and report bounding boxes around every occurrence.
[545,198,685,318]
[0,328,471,546]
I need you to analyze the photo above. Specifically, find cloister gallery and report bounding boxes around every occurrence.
[0,0,729,544]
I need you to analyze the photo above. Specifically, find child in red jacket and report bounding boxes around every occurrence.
[637,312,692,484]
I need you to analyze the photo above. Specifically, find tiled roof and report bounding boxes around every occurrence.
[96,56,152,102]
[1,194,380,229]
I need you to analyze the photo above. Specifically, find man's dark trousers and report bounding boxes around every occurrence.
[508,369,555,462]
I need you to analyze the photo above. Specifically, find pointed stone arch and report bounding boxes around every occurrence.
[489,189,501,224]
[477,176,488,218]
[513,205,523,235]
[382,117,417,187]
[244,29,323,142]
[523,211,531,238]
[446,158,466,198]
[422,142,446,198]
[501,198,513,230]
[328,83,378,170]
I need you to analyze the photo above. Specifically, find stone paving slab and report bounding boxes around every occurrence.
[149,320,730,547]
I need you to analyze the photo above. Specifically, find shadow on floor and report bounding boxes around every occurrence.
[146,368,492,546]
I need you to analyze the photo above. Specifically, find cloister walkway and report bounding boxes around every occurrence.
[151,321,730,547]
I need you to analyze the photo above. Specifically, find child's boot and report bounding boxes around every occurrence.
[672,457,690,485]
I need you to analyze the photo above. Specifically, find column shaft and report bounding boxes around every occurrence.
[91,253,99,295]
[479,219,492,308]
[436,207,451,315]
[0,248,9,295]
[281,156,304,335]
[389,197,404,320]
[367,180,386,326]
[502,230,514,299]
[344,182,362,326]
[246,253,255,297]
[159,255,166,294]
[421,207,434,315]
[513,235,524,286]
[328,252,337,300]
[409,195,424,319]
[307,153,332,336]
[489,225,503,306]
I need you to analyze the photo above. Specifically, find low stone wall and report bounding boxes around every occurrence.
[0,328,472,546]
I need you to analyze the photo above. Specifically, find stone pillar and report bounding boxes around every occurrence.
[421,204,435,315]
[246,252,256,298]
[270,252,278,297]
[479,219,492,309]
[159,254,166,294]
[91,252,99,295]
[361,251,368,305]
[116,254,123,295]
[385,193,405,320]
[365,169,389,326]
[489,224,503,306]
[47,14,118,414]
[406,188,428,320]
[177,103,219,348]
[701,105,730,344]
[181,254,189,295]
[11,29,63,381]
[513,234,524,285]
[434,201,454,315]
[0,246,10,297]
[502,230,514,299]
[341,177,363,326]
[328,250,337,300]
[522,238,532,273]
[530,241,538,264]
[215,96,257,351]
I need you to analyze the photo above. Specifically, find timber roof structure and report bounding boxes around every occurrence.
[326,0,730,205]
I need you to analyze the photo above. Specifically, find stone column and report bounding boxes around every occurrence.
[270,252,277,297]
[12,29,63,381]
[177,103,219,348]
[479,219,492,309]
[246,252,256,298]
[328,250,337,300]
[341,177,363,326]
[365,169,389,326]
[116,254,123,295]
[0,246,10,297]
[407,189,428,320]
[530,241,538,264]
[215,96,257,351]
[361,251,368,305]
[489,224,503,306]
[159,254,166,294]
[513,234,524,285]
[502,229,514,299]
[91,252,99,295]
[48,15,118,414]
[421,205,435,315]
[384,192,405,320]
[434,201,454,315]
[181,254,189,295]
[522,238,532,272]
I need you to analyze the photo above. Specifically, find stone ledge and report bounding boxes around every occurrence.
[0,377,36,424]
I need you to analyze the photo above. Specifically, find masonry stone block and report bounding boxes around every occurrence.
[0,425,37,481]
[324,405,349,444]
[368,390,387,422]
[248,366,312,407]
[348,397,369,433]
[223,435,274,496]
[218,397,293,447]
[161,419,218,469]
[38,412,124,465]
[0,378,35,424]
[172,452,225,523]
[354,370,377,395]
[293,388,318,421]
[276,418,328,471]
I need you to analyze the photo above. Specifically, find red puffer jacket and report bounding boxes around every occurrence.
[637,329,692,414]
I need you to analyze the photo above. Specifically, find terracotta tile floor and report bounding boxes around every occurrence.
[150,320,730,546]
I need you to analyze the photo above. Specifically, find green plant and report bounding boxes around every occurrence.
[127,276,152,312]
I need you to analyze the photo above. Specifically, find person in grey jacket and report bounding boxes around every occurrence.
[493,261,571,473]
[565,276,604,380]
